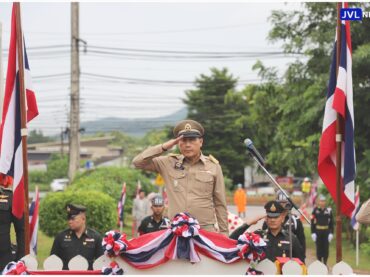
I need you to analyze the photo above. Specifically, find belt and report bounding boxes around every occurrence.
[316,225,329,230]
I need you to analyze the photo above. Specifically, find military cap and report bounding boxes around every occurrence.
[66,203,86,219]
[173,119,204,138]
[264,200,285,218]
[151,195,164,206]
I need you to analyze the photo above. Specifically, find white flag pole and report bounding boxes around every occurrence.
[355,185,360,267]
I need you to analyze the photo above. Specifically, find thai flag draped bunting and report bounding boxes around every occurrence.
[102,213,267,269]
[318,2,355,217]
[351,188,360,230]
[0,4,38,218]
[29,187,40,255]
[117,182,126,226]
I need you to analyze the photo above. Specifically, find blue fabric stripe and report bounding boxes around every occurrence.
[339,24,347,70]
[7,72,22,178]
[122,233,174,263]
[343,104,355,186]
[193,236,239,261]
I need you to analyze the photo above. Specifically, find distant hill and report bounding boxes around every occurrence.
[81,107,188,136]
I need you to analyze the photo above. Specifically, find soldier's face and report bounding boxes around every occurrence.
[178,137,203,159]
[319,200,326,208]
[266,214,284,231]
[68,213,86,231]
[152,205,164,216]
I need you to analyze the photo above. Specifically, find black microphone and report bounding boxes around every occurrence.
[244,138,265,166]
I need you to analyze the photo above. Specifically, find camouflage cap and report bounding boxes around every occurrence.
[173,119,204,138]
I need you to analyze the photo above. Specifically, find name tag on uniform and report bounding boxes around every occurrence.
[280,240,290,244]
[0,199,9,210]
[85,238,95,242]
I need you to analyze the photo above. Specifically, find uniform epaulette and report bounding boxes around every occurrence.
[208,154,219,164]
[167,153,179,158]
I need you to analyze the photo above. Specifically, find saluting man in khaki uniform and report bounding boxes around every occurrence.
[133,120,228,235]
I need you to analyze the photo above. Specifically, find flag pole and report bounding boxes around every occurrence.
[335,2,344,263]
[14,2,30,255]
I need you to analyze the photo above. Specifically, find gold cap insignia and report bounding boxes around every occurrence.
[184,123,192,131]
[270,204,276,212]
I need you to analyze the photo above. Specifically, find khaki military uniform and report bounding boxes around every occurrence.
[133,144,228,234]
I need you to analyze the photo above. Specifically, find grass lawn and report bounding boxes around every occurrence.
[304,227,370,273]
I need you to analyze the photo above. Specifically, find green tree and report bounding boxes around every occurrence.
[27,130,54,144]
[254,2,370,188]
[45,154,69,182]
[70,167,152,213]
[184,68,250,183]
[39,190,116,237]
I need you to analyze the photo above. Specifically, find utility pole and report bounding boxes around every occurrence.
[69,2,80,181]
[60,127,64,156]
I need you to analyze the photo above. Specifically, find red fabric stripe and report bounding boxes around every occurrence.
[26,89,39,122]
[318,123,336,164]
[332,87,346,118]
[0,6,16,150]
[128,230,167,249]
[199,229,237,248]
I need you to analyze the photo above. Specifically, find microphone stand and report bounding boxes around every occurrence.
[249,154,311,225]
[286,202,293,259]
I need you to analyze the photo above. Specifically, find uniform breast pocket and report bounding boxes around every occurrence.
[169,171,186,192]
[195,172,214,194]
[84,241,95,248]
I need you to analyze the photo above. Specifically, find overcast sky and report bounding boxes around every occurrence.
[0,2,303,135]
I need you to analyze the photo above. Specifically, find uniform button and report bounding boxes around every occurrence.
[182,173,185,177]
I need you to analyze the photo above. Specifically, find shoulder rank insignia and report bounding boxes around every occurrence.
[208,154,219,164]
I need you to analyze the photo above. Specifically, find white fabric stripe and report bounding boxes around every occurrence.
[13,142,23,191]
[346,46,354,126]
[322,94,336,131]
[344,180,355,205]
[126,230,172,255]
[25,69,33,90]
[189,240,200,263]
[336,67,347,94]
[25,69,33,112]
[0,87,16,174]
[30,219,38,255]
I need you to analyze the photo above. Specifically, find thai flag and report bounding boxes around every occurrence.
[0,4,39,218]
[318,2,355,217]
[351,188,360,230]
[117,182,126,226]
[309,181,318,207]
[29,187,40,255]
